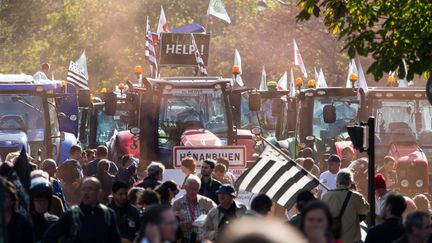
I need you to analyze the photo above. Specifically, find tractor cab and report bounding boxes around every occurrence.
[0,74,82,163]
[359,87,432,195]
[105,76,255,168]
[295,87,359,162]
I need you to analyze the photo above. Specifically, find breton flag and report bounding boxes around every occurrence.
[145,16,158,77]
[157,6,169,36]
[207,0,231,24]
[67,51,89,90]
[259,65,267,91]
[191,34,208,76]
[235,145,320,209]
[277,72,288,91]
[293,39,307,78]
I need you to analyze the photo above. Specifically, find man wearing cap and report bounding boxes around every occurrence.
[203,184,247,241]
[199,160,222,204]
[375,173,394,223]
[318,154,341,198]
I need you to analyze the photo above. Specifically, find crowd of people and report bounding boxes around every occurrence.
[1,143,432,243]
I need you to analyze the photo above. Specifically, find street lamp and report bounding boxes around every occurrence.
[257,0,289,11]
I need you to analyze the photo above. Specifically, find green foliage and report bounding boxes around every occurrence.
[296,0,432,81]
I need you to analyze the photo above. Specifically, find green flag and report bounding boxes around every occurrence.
[207,0,231,24]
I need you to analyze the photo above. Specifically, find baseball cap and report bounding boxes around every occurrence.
[326,154,341,163]
[216,184,236,197]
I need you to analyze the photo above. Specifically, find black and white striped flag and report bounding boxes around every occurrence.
[235,145,320,209]
[190,33,208,76]
[145,16,158,78]
[66,52,89,90]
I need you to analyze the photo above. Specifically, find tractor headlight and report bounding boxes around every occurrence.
[401,179,409,188]
[416,179,424,188]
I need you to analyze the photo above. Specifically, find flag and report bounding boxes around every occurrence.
[346,59,358,88]
[399,59,410,87]
[235,145,320,209]
[317,68,328,88]
[191,34,208,76]
[293,39,307,78]
[146,16,158,77]
[314,67,319,81]
[67,51,89,90]
[355,55,368,99]
[277,72,288,91]
[233,49,244,86]
[157,6,169,35]
[259,65,267,91]
[289,68,296,98]
[207,0,231,24]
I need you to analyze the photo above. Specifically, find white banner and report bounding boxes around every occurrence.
[173,146,246,168]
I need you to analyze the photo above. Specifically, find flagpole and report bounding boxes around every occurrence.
[258,135,330,191]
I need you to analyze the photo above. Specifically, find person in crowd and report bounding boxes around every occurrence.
[115,154,137,187]
[84,145,118,176]
[128,186,145,206]
[217,217,307,243]
[365,194,407,243]
[375,173,394,223]
[322,169,369,243]
[303,157,320,178]
[69,144,83,163]
[33,63,50,80]
[181,157,197,188]
[290,190,316,228]
[394,211,432,243]
[29,177,59,242]
[245,193,273,217]
[43,177,121,243]
[86,149,96,161]
[296,158,306,167]
[300,200,341,243]
[300,147,314,159]
[57,159,82,206]
[403,196,419,220]
[80,151,88,171]
[378,155,397,189]
[95,159,115,204]
[136,189,161,214]
[155,180,180,206]
[318,154,341,198]
[213,163,231,185]
[41,158,68,211]
[108,181,140,243]
[31,170,65,217]
[173,174,216,243]
[341,146,356,169]
[203,184,247,242]
[216,158,236,185]
[137,205,179,243]
[137,162,165,189]
[413,194,431,212]
[348,158,368,199]
[199,159,222,204]
[2,176,34,243]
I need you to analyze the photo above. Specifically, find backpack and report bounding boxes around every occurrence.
[331,190,352,239]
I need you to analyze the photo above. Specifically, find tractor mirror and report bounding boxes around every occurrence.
[323,105,336,124]
[78,90,91,107]
[271,98,283,117]
[249,92,262,111]
[104,92,117,116]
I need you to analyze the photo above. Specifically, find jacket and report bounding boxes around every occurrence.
[136,176,161,190]
[172,194,216,241]
[322,188,369,243]
[199,177,222,204]
[365,218,405,243]
[202,201,247,241]
[108,202,140,241]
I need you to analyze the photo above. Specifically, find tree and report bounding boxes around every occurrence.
[296,0,432,81]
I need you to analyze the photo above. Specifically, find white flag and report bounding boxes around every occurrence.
[157,6,169,35]
[277,72,288,91]
[233,49,244,87]
[314,67,319,81]
[355,55,368,97]
[259,65,267,91]
[207,0,231,24]
[75,51,88,80]
[289,68,296,98]
[346,59,358,88]
[399,58,411,87]
[317,68,328,88]
[293,39,307,78]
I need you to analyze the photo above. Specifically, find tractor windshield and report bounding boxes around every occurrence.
[96,110,128,144]
[240,96,278,137]
[0,94,45,141]
[313,96,358,141]
[158,88,228,146]
[374,99,432,145]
